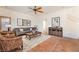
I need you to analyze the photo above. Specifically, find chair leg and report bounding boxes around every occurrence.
[21,45,23,50]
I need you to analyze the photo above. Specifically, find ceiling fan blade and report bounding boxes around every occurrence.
[38,11,43,13]
[36,7,42,10]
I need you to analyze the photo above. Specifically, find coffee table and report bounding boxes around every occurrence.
[26,31,41,40]
[26,33,34,40]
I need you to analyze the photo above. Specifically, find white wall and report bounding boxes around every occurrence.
[35,7,79,39]
[0,7,36,29]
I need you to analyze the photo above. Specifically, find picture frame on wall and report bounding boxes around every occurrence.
[51,16,60,27]
[17,18,31,26]
[17,18,22,26]
[22,19,31,26]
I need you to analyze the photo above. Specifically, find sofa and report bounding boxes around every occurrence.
[13,27,37,36]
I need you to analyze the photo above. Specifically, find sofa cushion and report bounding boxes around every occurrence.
[13,28,20,32]
[20,29,23,31]
[15,31,26,36]
[23,28,30,31]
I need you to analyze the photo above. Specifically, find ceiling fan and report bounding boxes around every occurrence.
[28,6,44,14]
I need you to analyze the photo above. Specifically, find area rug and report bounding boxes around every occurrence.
[22,34,51,52]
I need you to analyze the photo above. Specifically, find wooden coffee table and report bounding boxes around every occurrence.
[26,33,34,40]
[26,31,41,40]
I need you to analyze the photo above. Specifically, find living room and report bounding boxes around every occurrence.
[0,6,79,52]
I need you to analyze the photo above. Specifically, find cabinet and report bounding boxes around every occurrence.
[49,27,63,37]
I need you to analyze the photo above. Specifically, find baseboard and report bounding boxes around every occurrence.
[63,36,78,39]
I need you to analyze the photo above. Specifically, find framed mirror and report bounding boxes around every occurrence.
[51,16,60,27]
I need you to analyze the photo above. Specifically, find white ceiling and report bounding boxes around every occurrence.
[3,6,73,15]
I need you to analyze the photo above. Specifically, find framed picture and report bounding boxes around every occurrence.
[17,18,22,26]
[51,16,60,27]
[22,19,31,26]
[17,18,31,26]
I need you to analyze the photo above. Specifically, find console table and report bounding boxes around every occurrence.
[48,27,63,37]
